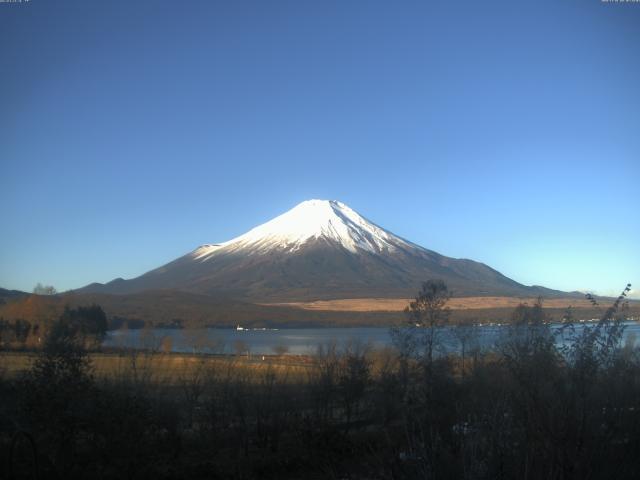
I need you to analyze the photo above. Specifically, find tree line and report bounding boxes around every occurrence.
[0,281,638,479]
[0,305,107,351]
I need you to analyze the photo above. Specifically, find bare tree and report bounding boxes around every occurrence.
[405,279,451,365]
[234,340,249,358]
[160,335,173,354]
[339,341,371,430]
[452,318,476,377]
[179,357,207,429]
[32,283,57,295]
[272,344,289,356]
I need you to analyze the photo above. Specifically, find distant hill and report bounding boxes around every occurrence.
[0,287,29,305]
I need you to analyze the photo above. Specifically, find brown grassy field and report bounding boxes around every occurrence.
[0,351,314,384]
[266,296,609,312]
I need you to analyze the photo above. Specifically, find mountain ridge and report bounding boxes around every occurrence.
[79,200,575,301]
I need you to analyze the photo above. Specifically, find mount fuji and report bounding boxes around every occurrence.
[80,200,561,301]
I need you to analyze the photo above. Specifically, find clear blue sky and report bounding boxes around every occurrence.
[1,0,638,298]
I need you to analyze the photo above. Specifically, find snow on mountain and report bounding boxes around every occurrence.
[193,199,414,260]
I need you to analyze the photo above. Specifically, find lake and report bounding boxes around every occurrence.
[103,320,640,356]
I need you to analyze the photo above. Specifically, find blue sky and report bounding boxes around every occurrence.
[1,0,638,298]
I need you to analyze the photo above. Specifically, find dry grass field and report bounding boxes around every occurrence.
[266,296,601,312]
[0,351,314,384]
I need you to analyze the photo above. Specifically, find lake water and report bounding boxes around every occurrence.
[103,321,640,356]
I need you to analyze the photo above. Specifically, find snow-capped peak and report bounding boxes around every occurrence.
[193,199,413,260]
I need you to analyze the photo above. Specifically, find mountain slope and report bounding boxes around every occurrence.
[0,287,29,305]
[79,200,566,301]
